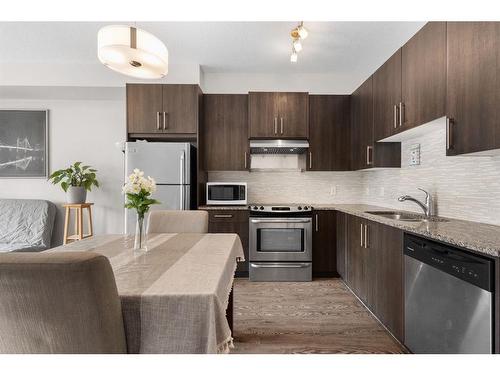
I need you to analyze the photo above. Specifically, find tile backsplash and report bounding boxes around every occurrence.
[209,118,500,225]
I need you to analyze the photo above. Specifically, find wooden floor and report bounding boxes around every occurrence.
[231,278,407,354]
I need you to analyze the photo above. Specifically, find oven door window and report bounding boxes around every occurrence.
[257,228,304,252]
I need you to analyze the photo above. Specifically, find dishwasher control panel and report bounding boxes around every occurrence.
[404,234,493,291]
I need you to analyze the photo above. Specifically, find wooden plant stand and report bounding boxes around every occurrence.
[63,203,94,244]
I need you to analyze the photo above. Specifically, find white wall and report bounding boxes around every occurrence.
[0,97,126,245]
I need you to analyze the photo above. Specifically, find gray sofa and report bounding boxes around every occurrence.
[0,199,56,252]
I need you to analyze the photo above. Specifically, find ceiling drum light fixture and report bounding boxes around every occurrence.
[289,21,308,63]
[97,25,168,79]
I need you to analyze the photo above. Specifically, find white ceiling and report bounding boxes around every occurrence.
[0,22,425,76]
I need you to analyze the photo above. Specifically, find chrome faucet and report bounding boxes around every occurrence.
[398,188,434,217]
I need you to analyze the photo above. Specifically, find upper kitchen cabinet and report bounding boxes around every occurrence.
[373,49,402,141]
[401,22,446,130]
[127,84,201,137]
[352,77,401,171]
[351,76,374,170]
[446,22,500,156]
[248,92,309,139]
[308,95,350,171]
[126,84,163,134]
[203,94,249,171]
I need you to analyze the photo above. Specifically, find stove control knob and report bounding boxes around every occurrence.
[253,206,258,210]
[248,205,251,209]
[298,206,302,210]
[259,206,264,210]
[303,206,309,211]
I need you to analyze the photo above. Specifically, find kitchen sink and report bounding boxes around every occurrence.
[364,211,449,223]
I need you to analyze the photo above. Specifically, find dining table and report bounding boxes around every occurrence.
[49,232,244,354]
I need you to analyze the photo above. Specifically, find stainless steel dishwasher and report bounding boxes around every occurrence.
[404,234,493,354]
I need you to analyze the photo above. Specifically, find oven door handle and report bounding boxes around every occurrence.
[250,219,312,224]
[250,263,310,269]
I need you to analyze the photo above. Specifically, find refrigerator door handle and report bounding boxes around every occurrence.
[180,151,185,210]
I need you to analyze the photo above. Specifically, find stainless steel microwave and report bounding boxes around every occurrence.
[206,182,247,205]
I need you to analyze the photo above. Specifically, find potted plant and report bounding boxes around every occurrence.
[49,162,99,204]
[123,168,160,251]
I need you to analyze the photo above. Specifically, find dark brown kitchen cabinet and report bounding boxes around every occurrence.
[373,222,404,341]
[351,77,401,171]
[336,211,348,279]
[126,84,163,134]
[446,22,500,156]
[203,94,249,171]
[351,77,374,171]
[248,92,309,139]
[373,49,402,141]
[312,210,337,277]
[127,84,201,136]
[401,22,446,131]
[206,210,249,276]
[308,95,351,171]
[345,213,404,342]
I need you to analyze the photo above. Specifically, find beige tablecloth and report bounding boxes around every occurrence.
[49,233,244,354]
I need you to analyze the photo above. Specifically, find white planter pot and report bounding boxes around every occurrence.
[66,186,87,204]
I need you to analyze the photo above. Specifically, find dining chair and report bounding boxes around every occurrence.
[147,210,209,234]
[0,252,127,354]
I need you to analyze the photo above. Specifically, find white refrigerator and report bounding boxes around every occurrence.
[124,141,196,234]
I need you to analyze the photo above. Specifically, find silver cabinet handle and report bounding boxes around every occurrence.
[163,112,167,130]
[399,102,404,127]
[214,214,233,218]
[156,111,161,130]
[366,145,373,166]
[244,152,247,169]
[309,152,312,169]
[280,117,284,134]
[315,214,319,232]
[360,223,364,247]
[446,117,452,150]
[364,224,369,248]
[393,105,398,129]
[274,117,278,134]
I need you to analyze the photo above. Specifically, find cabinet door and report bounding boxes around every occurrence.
[248,92,279,138]
[207,210,249,275]
[204,94,249,171]
[336,211,347,279]
[308,95,350,171]
[312,210,337,277]
[126,84,163,134]
[401,22,446,130]
[351,77,374,170]
[162,84,199,134]
[346,215,366,301]
[373,49,402,141]
[277,92,309,138]
[373,221,404,341]
[446,22,500,155]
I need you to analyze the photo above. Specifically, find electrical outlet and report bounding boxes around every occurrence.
[409,144,421,166]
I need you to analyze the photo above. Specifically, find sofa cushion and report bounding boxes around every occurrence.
[0,199,56,252]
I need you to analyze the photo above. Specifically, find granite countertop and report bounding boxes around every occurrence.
[198,203,500,257]
[315,204,500,258]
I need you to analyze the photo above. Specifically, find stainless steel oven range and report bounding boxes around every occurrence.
[249,205,312,282]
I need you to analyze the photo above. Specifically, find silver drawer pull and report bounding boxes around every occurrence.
[393,104,398,129]
[213,214,233,218]
[360,223,364,247]
[251,263,310,269]
[399,102,404,126]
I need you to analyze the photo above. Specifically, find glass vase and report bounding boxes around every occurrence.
[134,213,148,251]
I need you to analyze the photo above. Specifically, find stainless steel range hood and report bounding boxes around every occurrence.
[250,139,309,154]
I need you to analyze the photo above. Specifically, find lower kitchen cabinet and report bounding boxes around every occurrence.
[206,210,249,277]
[312,210,337,277]
[344,214,404,342]
[336,211,348,279]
